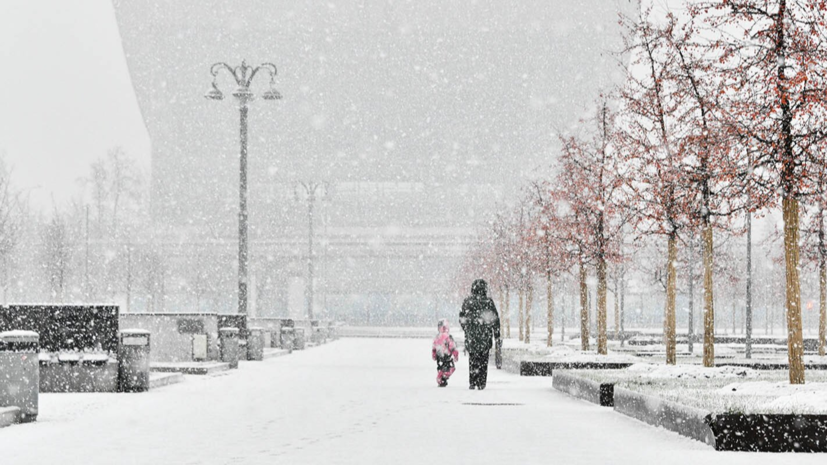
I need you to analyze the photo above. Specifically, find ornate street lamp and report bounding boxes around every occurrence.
[206,60,281,316]
[295,181,329,320]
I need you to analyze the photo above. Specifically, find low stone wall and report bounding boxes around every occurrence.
[709,414,827,452]
[0,305,119,354]
[504,356,634,377]
[39,359,119,393]
[120,313,219,362]
[613,387,716,447]
[520,361,554,376]
[552,371,614,407]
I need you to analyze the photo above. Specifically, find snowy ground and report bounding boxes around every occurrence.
[1,339,826,464]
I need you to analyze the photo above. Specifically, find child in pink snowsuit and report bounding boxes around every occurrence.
[432,319,459,387]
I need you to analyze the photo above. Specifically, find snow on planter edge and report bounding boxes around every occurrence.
[613,386,716,448]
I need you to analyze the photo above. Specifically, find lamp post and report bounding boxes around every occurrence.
[205,60,281,316]
[296,181,328,320]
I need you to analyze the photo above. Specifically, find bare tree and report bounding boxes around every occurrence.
[0,157,25,301]
[42,203,72,301]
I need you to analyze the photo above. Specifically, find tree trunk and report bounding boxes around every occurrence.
[518,288,525,342]
[665,233,678,365]
[547,272,554,347]
[702,222,715,367]
[561,294,567,343]
[580,259,590,351]
[620,265,626,347]
[525,283,533,344]
[505,286,511,339]
[590,287,596,337]
[597,255,608,355]
[783,196,805,384]
[820,257,826,357]
[819,204,826,356]
[614,275,620,341]
[746,211,753,359]
[688,237,695,354]
[774,0,803,384]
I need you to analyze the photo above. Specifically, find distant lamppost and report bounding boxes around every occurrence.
[295,181,328,320]
[205,60,281,316]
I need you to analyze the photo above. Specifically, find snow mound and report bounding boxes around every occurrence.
[719,381,827,412]
[626,363,759,380]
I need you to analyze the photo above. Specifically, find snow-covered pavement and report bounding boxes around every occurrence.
[1,338,825,464]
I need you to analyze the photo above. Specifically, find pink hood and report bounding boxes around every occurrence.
[433,319,458,361]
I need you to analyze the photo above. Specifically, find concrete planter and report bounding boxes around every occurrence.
[613,387,717,447]
[293,328,306,350]
[519,360,635,377]
[39,358,119,393]
[552,371,614,407]
[708,414,827,452]
[613,386,827,452]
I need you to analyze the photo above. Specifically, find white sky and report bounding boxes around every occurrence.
[0,0,150,210]
[0,0,680,212]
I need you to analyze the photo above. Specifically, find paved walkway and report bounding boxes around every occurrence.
[1,339,824,464]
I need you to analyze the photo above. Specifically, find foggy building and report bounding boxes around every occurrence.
[111,0,633,321]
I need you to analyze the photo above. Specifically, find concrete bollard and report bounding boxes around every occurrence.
[118,329,151,392]
[293,328,306,350]
[247,327,264,361]
[0,330,39,422]
[279,320,295,354]
[310,320,320,344]
[219,328,239,369]
[279,327,294,353]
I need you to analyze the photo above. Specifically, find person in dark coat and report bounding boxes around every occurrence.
[459,279,501,390]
